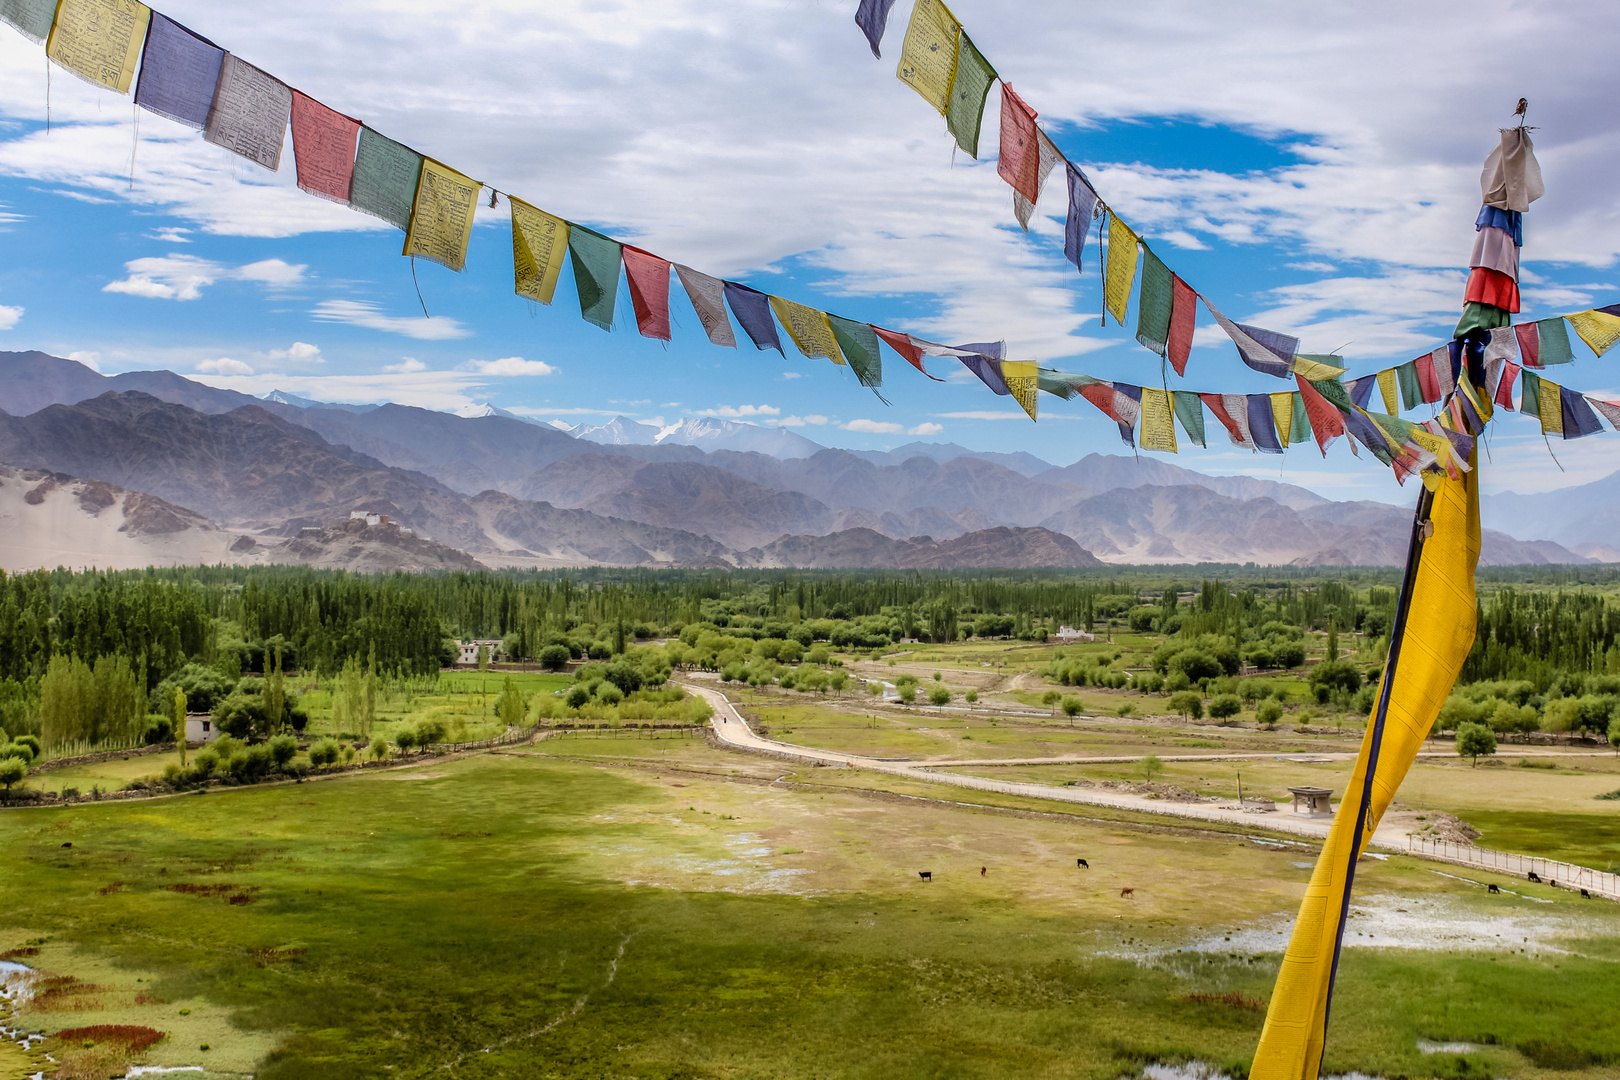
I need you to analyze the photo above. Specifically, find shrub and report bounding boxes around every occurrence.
[1309,660,1363,695]
[1168,691,1204,720]
[1456,721,1497,766]
[1256,700,1284,725]
[928,686,951,706]
[1208,694,1242,720]
[308,739,340,768]
[0,756,26,798]
[369,736,388,761]
[143,714,173,745]
[1165,671,1191,693]
[964,689,978,704]
[268,734,298,768]
[1061,696,1083,718]
[538,645,571,671]
[565,685,591,710]
[1116,702,1136,717]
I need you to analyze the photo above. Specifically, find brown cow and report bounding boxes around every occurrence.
[980,866,987,876]
[1120,886,1135,898]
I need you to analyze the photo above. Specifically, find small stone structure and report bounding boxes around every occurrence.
[1288,785,1334,816]
[184,712,220,746]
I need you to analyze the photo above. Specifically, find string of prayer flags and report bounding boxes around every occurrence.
[567,226,623,331]
[895,0,959,114]
[622,247,673,340]
[511,199,569,304]
[1012,130,1060,232]
[404,158,480,272]
[1103,212,1139,325]
[827,315,885,390]
[204,55,292,171]
[1204,298,1297,378]
[771,297,846,363]
[1566,305,1620,358]
[997,84,1041,206]
[854,0,899,58]
[1062,164,1099,273]
[674,265,736,348]
[47,0,150,94]
[1135,249,1173,357]
[1139,387,1176,453]
[133,13,222,128]
[349,127,424,231]
[945,33,995,158]
[1002,359,1039,421]
[289,91,361,202]
[0,0,56,43]
[1173,390,1207,448]
[722,281,783,354]
[872,325,941,380]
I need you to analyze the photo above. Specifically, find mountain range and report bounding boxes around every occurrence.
[0,349,1609,571]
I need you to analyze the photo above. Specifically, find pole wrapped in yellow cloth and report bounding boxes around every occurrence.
[1250,450,1480,1080]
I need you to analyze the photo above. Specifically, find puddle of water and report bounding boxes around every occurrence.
[1145,1065,1387,1080]
[126,1068,206,1077]
[1416,1039,1483,1055]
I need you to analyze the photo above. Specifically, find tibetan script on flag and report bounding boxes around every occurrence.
[405,158,480,272]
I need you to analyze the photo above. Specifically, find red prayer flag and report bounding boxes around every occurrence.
[289,91,360,203]
[1514,322,1540,368]
[1295,376,1344,456]
[872,325,943,380]
[1415,352,1442,403]
[622,247,672,340]
[1495,361,1520,410]
[996,84,1040,204]
[1464,266,1520,312]
[1197,393,1245,445]
[1167,275,1196,377]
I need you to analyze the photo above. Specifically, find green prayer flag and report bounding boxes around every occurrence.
[568,226,622,331]
[349,128,423,232]
[1135,248,1173,357]
[1455,300,1511,338]
[1396,361,1422,411]
[945,33,996,159]
[0,0,56,42]
[827,315,883,389]
[1308,378,1353,411]
[1289,392,1311,444]
[1520,369,1541,419]
[1173,390,1206,448]
[1537,317,1575,365]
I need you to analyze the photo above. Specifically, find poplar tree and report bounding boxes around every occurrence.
[173,687,188,766]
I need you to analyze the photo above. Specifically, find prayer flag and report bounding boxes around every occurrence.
[47,0,149,94]
[1537,375,1563,437]
[622,247,672,341]
[1002,360,1039,421]
[723,281,784,354]
[1396,360,1422,411]
[1455,301,1510,338]
[997,84,1041,204]
[1296,377,1344,455]
[1494,361,1520,410]
[1464,266,1519,312]
[1476,205,1523,246]
[1481,127,1544,212]
[1290,392,1311,446]
[872,325,941,379]
[896,0,959,114]
[1292,354,1347,381]
[1561,386,1604,439]
[404,158,480,273]
[770,297,845,363]
[828,315,884,389]
[1037,369,1097,400]
[349,127,423,231]
[205,54,292,171]
[1248,395,1283,454]
[511,199,569,304]
[1167,275,1196,377]
[1135,248,1172,357]
[1012,129,1061,231]
[1587,395,1620,431]
[1470,225,1519,280]
[290,91,360,203]
[133,13,222,129]
[1376,368,1399,416]
[1204,296,1297,378]
[1270,392,1294,447]
[1415,352,1441,404]
[1512,322,1539,368]
[1199,393,1253,450]
[945,33,995,158]
[674,265,736,347]
[1520,369,1541,419]
[1063,164,1099,273]
[1103,212,1139,326]
[1536,316,1574,365]
[1566,308,1620,357]
[1346,376,1376,409]
[1482,325,1520,371]
[1173,390,1206,448]
[1080,381,1141,446]
[1430,346,1455,399]
[927,340,1009,395]
[1139,387,1176,452]
[855,0,899,58]
[1,0,56,43]
[569,226,623,331]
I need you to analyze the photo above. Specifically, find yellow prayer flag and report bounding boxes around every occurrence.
[1002,360,1039,422]
[47,0,150,94]
[1103,212,1139,326]
[1252,454,1479,1080]
[896,0,961,114]
[1140,387,1177,452]
[404,158,480,273]
[510,197,570,304]
[1538,377,1564,436]
[769,297,845,364]
[1270,392,1293,446]
[1565,309,1620,358]
[1289,355,1347,381]
[1377,369,1399,416]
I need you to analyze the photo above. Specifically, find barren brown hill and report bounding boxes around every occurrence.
[737,526,1101,569]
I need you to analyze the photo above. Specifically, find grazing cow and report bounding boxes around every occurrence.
[1550,879,1558,888]
[1528,871,1541,883]
[1120,886,1135,898]
[1487,884,1500,894]
[1581,888,1591,898]
[60,842,72,849]
[918,871,932,882]
[1077,858,1090,869]
[980,866,987,876]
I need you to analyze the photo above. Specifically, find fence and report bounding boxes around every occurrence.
[1407,836,1620,901]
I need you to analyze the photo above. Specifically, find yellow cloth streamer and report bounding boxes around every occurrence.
[1289,355,1347,381]
[895,0,960,114]
[1003,359,1039,422]
[1104,212,1139,326]
[1566,309,1620,358]
[510,198,570,304]
[1538,377,1564,436]
[1270,392,1294,446]
[1251,454,1480,1080]
[1139,387,1176,451]
[769,297,845,363]
[1377,369,1400,416]
[404,159,481,272]
[47,0,150,94]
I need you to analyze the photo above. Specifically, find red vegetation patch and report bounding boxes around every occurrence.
[251,947,307,966]
[52,1025,165,1053]
[98,881,125,895]
[1182,991,1266,1011]
[34,975,108,1010]
[134,992,167,1005]
[165,882,262,904]
[0,946,41,959]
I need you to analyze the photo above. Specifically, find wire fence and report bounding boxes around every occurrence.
[1407,836,1620,900]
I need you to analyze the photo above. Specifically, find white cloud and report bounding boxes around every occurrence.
[234,259,307,287]
[310,299,470,340]
[466,356,557,376]
[102,255,307,301]
[267,341,323,364]
[697,404,780,418]
[843,419,904,433]
[771,413,830,427]
[183,369,493,410]
[781,371,803,379]
[383,357,427,373]
[0,304,21,330]
[148,227,191,243]
[197,357,254,375]
[933,411,1030,420]
[67,350,99,371]
[908,422,944,436]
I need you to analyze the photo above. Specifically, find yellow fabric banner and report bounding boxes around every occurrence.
[769,297,845,364]
[47,0,150,94]
[1003,359,1039,422]
[404,158,481,272]
[1270,392,1295,446]
[1140,387,1177,452]
[1290,355,1347,381]
[510,198,570,304]
[896,0,961,114]
[1566,309,1620,358]
[1538,377,1564,436]
[1376,369,1399,416]
[1251,455,1480,1080]
[1103,212,1139,326]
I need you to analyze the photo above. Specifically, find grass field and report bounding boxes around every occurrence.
[4,738,1620,1079]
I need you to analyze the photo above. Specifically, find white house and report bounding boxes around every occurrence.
[457,639,503,665]
[1055,626,1096,643]
[184,712,220,746]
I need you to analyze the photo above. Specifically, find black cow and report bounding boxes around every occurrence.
[918,871,932,882]
[1487,884,1501,894]
[980,866,987,876]
[1581,888,1591,898]
[1528,871,1541,883]
[1077,858,1090,869]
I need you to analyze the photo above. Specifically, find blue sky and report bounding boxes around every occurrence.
[1,0,1618,501]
